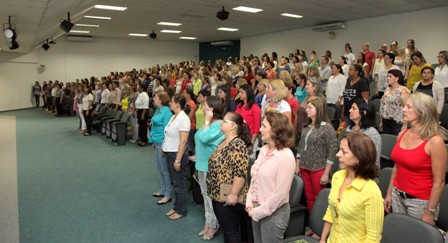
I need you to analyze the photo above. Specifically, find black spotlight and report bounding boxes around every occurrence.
[7,40,19,50]
[216,6,229,21]
[60,12,74,33]
[42,39,50,51]
[149,30,157,39]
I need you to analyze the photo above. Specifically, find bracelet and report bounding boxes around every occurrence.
[425,207,436,215]
[174,160,181,164]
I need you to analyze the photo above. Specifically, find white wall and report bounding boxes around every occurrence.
[0,37,198,111]
[241,6,448,65]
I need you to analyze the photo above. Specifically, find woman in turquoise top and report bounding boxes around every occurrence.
[294,73,308,104]
[194,96,225,240]
[149,91,173,205]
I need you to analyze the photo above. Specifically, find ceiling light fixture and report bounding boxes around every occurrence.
[161,30,181,33]
[70,30,90,34]
[232,6,263,13]
[3,16,19,50]
[157,22,182,26]
[149,30,157,39]
[94,5,127,11]
[42,39,50,51]
[217,27,238,32]
[60,12,74,33]
[75,24,100,28]
[128,33,148,37]
[281,13,303,19]
[179,36,197,40]
[216,6,229,21]
[83,16,112,20]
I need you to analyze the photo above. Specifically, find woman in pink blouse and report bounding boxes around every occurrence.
[246,111,296,243]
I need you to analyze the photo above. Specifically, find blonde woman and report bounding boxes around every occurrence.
[279,70,293,84]
[261,79,291,121]
[384,92,448,225]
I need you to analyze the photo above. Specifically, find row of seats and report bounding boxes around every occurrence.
[91,105,130,146]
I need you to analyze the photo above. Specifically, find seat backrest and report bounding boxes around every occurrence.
[440,104,448,130]
[99,106,107,114]
[289,175,304,207]
[247,158,255,187]
[382,213,444,243]
[378,167,393,198]
[371,99,381,112]
[436,184,448,231]
[374,112,381,129]
[105,108,113,116]
[380,133,397,160]
[120,112,130,123]
[309,188,330,236]
[113,110,122,120]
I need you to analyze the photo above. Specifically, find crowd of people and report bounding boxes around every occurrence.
[32,40,448,242]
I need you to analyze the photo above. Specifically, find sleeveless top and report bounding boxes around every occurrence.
[390,130,432,200]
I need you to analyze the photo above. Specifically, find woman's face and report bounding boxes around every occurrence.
[412,56,422,65]
[305,82,315,95]
[349,103,362,123]
[239,89,247,102]
[217,89,226,99]
[438,53,446,65]
[331,65,339,76]
[265,84,276,98]
[203,99,212,113]
[305,102,317,120]
[338,57,344,65]
[221,114,236,134]
[348,65,356,77]
[259,117,272,144]
[336,138,359,170]
[257,82,266,92]
[387,73,399,86]
[169,97,178,111]
[402,99,418,123]
[197,93,205,104]
[384,55,392,65]
[154,94,161,107]
[357,53,363,62]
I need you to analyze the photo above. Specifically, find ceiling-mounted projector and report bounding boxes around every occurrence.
[216,6,229,21]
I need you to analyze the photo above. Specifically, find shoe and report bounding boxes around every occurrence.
[83,133,91,136]
[202,227,219,240]
[157,198,172,205]
[153,193,164,198]
[166,209,175,217]
[169,213,184,220]
[138,143,147,147]
[79,130,86,134]
[130,139,136,143]
[198,226,209,237]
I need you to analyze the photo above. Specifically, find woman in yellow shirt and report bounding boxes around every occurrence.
[320,132,383,243]
[406,51,430,90]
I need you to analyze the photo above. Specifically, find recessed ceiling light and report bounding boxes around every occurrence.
[75,24,100,28]
[161,30,182,33]
[158,22,182,26]
[128,33,149,37]
[232,6,263,13]
[179,36,197,40]
[217,27,238,32]
[94,5,127,11]
[281,13,303,19]
[84,16,112,20]
[70,30,90,34]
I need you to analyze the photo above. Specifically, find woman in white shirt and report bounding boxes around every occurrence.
[326,64,347,119]
[435,51,448,98]
[163,94,191,220]
[338,56,349,80]
[82,86,94,136]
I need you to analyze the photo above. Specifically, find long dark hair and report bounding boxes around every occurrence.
[226,112,252,147]
[205,96,224,120]
[219,85,232,114]
[239,84,255,110]
[350,98,375,130]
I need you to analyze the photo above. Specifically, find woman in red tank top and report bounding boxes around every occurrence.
[384,92,448,225]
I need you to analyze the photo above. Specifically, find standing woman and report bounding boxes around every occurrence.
[246,112,296,243]
[149,91,173,205]
[380,70,410,135]
[435,50,448,92]
[76,85,86,133]
[297,97,337,212]
[218,85,236,114]
[127,85,139,143]
[33,81,41,108]
[255,79,268,108]
[376,53,399,98]
[163,94,190,220]
[321,132,383,243]
[294,73,308,104]
[338,56,349,80]
[326,64,347,119]
[207,112,251,242]
[135,85,149,146]
[195,90,210,130]
[341,64,370,125]
[413,66,445,115]
[346,98,382,171]
[82,86,94,136]
[394,48,406,76]
[406,51,431,91]
[195,96,225,240]
[236,84,262,156]
[182,86,197,154]
[262,79,292,121]
[384,92,448,225]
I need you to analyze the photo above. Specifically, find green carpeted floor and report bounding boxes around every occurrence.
[2,108,222,243]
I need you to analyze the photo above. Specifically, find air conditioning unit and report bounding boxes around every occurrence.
[210,41,233,46]
[65,35,94,42]
[312,22,346,32]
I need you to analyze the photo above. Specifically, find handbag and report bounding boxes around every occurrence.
[219,183,245,204]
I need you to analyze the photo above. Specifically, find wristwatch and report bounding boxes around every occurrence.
[174,160,181,164]
[425,207,436,215]
[205,121,210,125]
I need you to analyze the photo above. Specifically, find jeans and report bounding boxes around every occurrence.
[212,201,245,243]
[78,107,86,130]
[154,143,172,198]
[252,203,290,243]
[198,171,219,229]
[130,116,139,141]
[165,151,188,216]
[300,168,325,212]
[34,95,40,107]
[391,187,440,220]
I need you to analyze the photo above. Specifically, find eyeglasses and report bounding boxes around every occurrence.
[223,119,236,124]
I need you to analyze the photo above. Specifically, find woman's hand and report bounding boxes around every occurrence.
[383,194,392,213]
[204,109,214,123]
[320,173,329,185]
[174,162,181,172]
[245,207,252,216]
[421,210,435,225]
[226,193,238,206]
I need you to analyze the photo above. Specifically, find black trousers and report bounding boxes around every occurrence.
[137,109,148,143]
[55,97,63,115]
[212,201,245,243]
[83,109,93,134]
[34,95,40,107]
